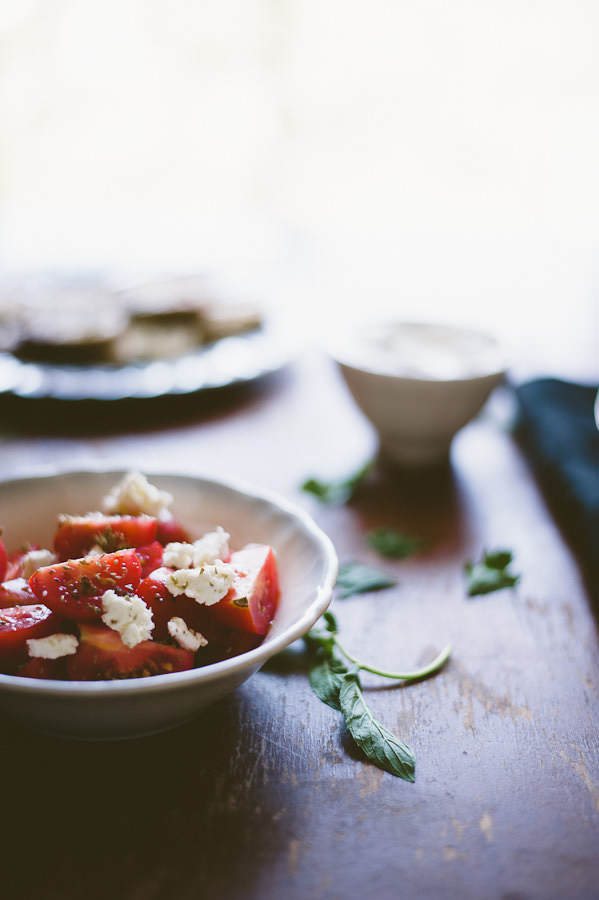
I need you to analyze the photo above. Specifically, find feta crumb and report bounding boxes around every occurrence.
[103,471,173,518]
[163,527,230,569]
[57,511,102,524]
[167,616,208,652]
[156,562,235,606]
[27,633,79,659]
[87,544,104,556]
[22,548,57,579]
[101,589,154,648]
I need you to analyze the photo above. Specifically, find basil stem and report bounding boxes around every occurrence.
[334,639,452,683]
[307,619,452,683]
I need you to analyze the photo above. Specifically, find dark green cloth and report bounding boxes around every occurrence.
[515,378,599,605]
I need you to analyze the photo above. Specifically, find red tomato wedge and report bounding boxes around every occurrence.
[53,514,158,561]
[67,623,195,680]
[29,548,142,621]
[0,604,61,673]
[135,541,164,578]
[135,570,177,640]
[155,515,191,545]
[136,568,229,643]
[0,577,37,608]
[18,656,65,680]
[210,628,263,659]
[210,544,280,635]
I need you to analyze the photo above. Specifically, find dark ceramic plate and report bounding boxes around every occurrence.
[0,322,292,402]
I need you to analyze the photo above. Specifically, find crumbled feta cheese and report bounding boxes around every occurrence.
[167,616,208,652]
[87,545,104,556]
[22,548,57,579]
[2,576,28,592]
[163,527,230,569]
[101,589,154,647]
[27,633,79,659]
[103,471,173,517]
[57,511,102,524]
[156,562,235,606]
[161,542,194,569]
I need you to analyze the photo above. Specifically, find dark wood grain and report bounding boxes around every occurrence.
[0,349,597,900]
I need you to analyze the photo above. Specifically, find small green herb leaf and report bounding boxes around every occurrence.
[336,562,397,598]
[301,461,372,505]
[308,655,349,711]
[367,527,422,559]
[79,575,94,595]
[482,549,514,570]
[465,548,520,596]
[303,629,336,656]
[322,610,339,634]
[303,611,340,655]
[339,668,416,781]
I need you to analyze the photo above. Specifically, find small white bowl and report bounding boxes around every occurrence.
[331,320,506,466]
[0,468,337,740]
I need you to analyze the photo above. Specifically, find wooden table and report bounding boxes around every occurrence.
[0,345,597,900]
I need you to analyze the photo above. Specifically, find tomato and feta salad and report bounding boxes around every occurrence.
[0,472,280,680]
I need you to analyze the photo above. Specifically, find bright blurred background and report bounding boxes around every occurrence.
[0,0,597,378]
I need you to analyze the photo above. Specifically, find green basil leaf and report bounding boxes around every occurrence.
[336,561,397,598]
[322,610,339,634]
[464,548,520,596]
[301,461,372,505]
[308,655,349,711]
[339,669,416,781]
[367,527,422,559]
[482,549,514,570]
[303,629,336,656]
[303,612,339,656]
[465,565,519,595]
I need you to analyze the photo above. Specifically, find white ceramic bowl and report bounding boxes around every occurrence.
[331,320,506,466]
[0,468,337,740]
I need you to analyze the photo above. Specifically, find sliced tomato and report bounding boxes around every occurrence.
[0,577,37,608]
[53,514,158,561]
[29,548,142,621]
[18,656,66,680]
[211,628,263,659]
[210,544,279,635]
[135,570,177,640]
[67,623,195,680]
[135,568,225,643]
[188,626,263,667]
[135,540,164,578]
[0,604,61,673]
[156,515,191,545]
